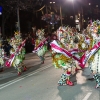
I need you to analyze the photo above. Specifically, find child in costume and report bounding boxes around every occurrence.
[33,29,48,64]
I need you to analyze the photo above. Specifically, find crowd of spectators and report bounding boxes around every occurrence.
[0,29,59,57]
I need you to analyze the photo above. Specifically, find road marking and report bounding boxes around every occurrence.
[82,92,92,100]
[0,64,52,90]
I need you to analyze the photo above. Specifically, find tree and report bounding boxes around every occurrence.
[0,0,44,36]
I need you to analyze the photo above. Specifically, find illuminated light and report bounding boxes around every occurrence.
[78,13,80,16]
[89,3,91,5]
[70,16,73,19]
[75,19,79,22]
[96,5,98,7]
[84,20,86,22]
[67,0,74,3]
[67,0,74,1]
[50,2,52,4]
[53,2,55,3]
[50,22,52,24]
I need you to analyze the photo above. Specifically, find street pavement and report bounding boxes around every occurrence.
[0,52,52,84]
[0,52,100,100]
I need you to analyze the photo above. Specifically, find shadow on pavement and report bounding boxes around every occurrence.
[0,63,42,84]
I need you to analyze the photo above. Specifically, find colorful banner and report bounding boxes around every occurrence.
[50,40,80,61]
[79,41,100,68]
[51,40,100,69]
[33,37,48,53]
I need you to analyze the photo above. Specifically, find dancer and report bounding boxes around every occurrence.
[5,31,26,75]
[50,27,82,86]
[76,20,100,88]
[51,40,74,86]
[87,21,100,88]
[33,29,48,64]
[0,41,5,72]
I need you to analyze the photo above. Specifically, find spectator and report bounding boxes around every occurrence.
[51,31,57,41]
[31,37,35,51]
[3,42,12,56]
[25,35,33,53]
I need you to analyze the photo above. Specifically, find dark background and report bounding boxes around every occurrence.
[0,0,100,36]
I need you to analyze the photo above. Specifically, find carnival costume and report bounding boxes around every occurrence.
[0,42,5,72]
[33,29,48,64]
[74,20,100,88]
[86,21,100,88]
[5,32,26,75]
[50,26,82,86]
[50,25,97,86]
[51,40,76,86]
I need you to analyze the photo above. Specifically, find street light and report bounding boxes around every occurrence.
[67,0,74,1]
[49,1,62,26]
[96,5,99,18]
[50,2,55,4]
[89,3,91,6]
[67,0,75,27]
[96,5,98,8]
[67,0,84,30]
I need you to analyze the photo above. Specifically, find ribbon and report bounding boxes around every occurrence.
[50,40,80,62]
[79,41,100,68]
[69,49,85,54]
[5,54,15,67]
[51,40,100,69]
[33,37,48,53]
[50,41,72,58]
[5,39,26,67]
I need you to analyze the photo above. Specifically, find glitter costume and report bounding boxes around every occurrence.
[33,29,48,64]
[5,32,26,75]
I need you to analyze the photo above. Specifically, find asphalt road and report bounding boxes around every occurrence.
[0,52,100,100]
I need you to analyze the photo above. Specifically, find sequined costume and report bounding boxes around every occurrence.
[88,21,100,88]
[0,44,5,72]
[6,32,26,75]
[33,29,48,64]
[51,27,78,86]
